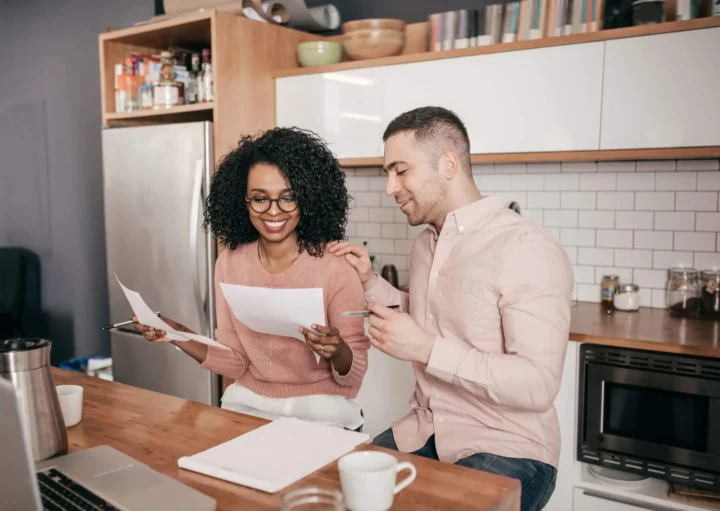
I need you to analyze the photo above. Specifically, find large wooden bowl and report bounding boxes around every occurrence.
[343,29,406,60]
[342,18,406,34]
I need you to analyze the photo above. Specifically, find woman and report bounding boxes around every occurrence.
[133,127,370,431]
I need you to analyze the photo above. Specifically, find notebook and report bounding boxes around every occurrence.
[177,418,370,494]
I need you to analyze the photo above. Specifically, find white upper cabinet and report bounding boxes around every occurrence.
[276,42,605,160]
[600,27,720,150]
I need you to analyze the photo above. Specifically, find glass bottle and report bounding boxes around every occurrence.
[666,268,701,317]
[186,52,201,104]
[152,51,182,109]
[601,275,620,314]
[700,269,720,319]
[200,49,213,103]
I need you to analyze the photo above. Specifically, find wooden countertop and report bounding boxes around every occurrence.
[570,302,720,357]
[53,369,520,511]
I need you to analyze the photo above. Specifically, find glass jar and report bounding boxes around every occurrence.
[700,269,720,319]
[280,487,345,510]
[601,275,620,314]
[666,268,701,317]
[152,51,182,109]
[614,283,641,311]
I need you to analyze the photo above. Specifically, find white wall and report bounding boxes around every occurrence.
[345,159,720,308]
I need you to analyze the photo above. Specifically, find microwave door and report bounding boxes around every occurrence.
[584,364,720,473]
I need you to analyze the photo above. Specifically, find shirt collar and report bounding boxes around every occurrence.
[432,195,506,236]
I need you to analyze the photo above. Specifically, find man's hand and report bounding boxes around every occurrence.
[366,302,435,364]
[327,241,377,291]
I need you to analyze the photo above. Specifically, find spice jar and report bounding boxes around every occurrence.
[614,283,641,311]
[700,269,720,319]
[152,51,182,109]
[601,275,620,314]
[666,268,701,317]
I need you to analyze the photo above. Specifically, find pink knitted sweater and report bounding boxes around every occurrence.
[200,241,370,399]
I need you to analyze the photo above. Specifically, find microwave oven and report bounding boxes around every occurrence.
[577,343,720,489]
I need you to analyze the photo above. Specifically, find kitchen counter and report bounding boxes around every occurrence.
[53,369,520,511]
[570,302,720,357]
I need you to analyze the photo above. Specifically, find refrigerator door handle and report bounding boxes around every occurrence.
[189,158,205,322]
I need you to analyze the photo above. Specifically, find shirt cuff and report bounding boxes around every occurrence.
[425,336,469,384]
[364,274,397,303]
[332,348,367,387]
[200,345,247,380]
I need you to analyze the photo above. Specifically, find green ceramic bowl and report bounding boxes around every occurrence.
[296,41,343,67]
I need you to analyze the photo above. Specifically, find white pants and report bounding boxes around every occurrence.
[220,384,364,431]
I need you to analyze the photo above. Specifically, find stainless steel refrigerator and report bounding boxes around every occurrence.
[101,121,219,406]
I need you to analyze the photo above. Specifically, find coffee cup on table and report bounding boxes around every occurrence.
[338,451,416,511]
[56,385,83,427]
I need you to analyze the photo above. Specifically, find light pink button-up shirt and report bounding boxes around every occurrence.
[366,195,574,468]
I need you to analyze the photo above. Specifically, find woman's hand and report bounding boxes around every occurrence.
[300,324,349,360]
[132,315,192,343]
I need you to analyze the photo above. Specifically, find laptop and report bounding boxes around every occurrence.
[0,377,216,511]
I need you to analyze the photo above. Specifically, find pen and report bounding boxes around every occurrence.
[102,312,160,330]
[340,305,400,318]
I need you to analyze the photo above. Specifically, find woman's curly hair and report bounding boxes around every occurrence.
[203,127,351,257]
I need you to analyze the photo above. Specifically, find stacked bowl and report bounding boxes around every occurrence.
[342,18,406,60]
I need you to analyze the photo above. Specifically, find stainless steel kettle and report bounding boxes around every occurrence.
[0,338,68,461]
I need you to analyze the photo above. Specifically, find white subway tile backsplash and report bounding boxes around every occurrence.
[580,173,616,191]
[697,213,720,232]
[407,225,427,239]
[598,192,634,210]
[369,208,396,223]
[653,250,694,269]
[675,232,716,252]
[528,192,561,209]
[579,248,614,266]
[545,227,561,243]
[394,239,414,255]
[577,284,601,302]
[562,162,597,173]
[573,265,596,284]
[381,194,397,207]
[580,211,615,229]
[562,192,597,210]
[495,192,527,209]
[353,192,380,207]
[345,223,356,237]
[634,231,673,250]
[677,159,720,172]
[595,267,633,284]
[597,229,633,248]
[656,172,697,191]
[545,173,579,191]
[512,174,544,191]
[382,224,408,239]
[617,173,655,191]
[636,160,676,172]
[698,171,720,191]
[368,176,387,192]
[527,163,561,174]
[654,212,695,231]
[652,289,667,309]
[345,176,369,191]
[633,269,668,289]
[544,210,578,228]
[471,164,495,174]
[616,211,653,230]
[598,161,635,173]
[615,249,653,268]
[494,163,527,174]
[523,209,544,225]
[563,246,578,264]
[695,252,720,270]
[676,192,718,211]
[394,208,407,223]
[640,288,653,307]
[350,207,369,223]
[357,223,381,237]
[381,255,409,271]
[561,228,595,247]
[635,192,675,211]
[364,238,395,255]
[352,168,383,177]
[475,174,513,191]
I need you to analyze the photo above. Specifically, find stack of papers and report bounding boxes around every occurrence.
[178,417,369,493]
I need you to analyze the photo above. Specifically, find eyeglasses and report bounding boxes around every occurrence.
[246,195,298,214]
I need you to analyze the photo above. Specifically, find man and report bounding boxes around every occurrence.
[328,106,574,511]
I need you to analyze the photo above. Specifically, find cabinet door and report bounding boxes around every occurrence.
[276,42,604,159]
[600,28,720,150]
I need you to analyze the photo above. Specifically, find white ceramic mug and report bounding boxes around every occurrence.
[338,451,416,511]
[56,385,83,427]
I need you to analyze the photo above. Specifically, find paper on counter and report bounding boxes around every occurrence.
[219,283,325,362]
[115,274,230,350]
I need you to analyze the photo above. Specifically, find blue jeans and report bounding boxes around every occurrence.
[372,429,556,511]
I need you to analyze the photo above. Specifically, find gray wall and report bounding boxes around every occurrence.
[0,0,153,364]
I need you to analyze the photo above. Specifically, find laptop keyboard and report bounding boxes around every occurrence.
[38,468,119,511]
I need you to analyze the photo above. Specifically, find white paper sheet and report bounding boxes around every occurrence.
[219,283,325,361]
[178,417,369,494]
[115,274,230,350]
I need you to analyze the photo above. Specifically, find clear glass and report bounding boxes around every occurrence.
[666,268,700,317]
[700,269,720,318]
[280,487,345,511]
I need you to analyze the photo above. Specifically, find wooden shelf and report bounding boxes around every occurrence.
[104,102,213,125]
[99,11,212,48]
[339,146,720,168]
[273,17,720,79]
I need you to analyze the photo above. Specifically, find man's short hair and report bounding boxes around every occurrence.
[383,106,472,174]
